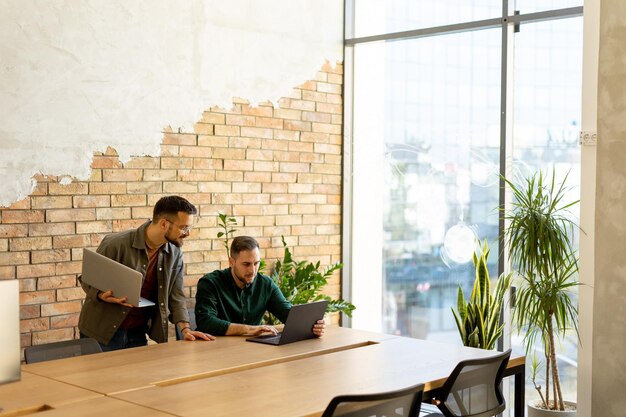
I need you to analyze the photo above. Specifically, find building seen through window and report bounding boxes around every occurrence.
[347,0,582,408]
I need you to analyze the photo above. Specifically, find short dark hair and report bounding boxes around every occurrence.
[230,236,260,258]
[152,196,197,221]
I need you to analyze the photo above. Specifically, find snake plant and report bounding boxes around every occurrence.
[452,239,511,350]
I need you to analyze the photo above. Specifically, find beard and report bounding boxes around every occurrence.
[232,269,255,287]
[165,231,184,247]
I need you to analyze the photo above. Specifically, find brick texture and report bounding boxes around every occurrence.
[0,63,344,357]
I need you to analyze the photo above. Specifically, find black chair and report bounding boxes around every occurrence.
[422,349,511,417]
[175,308,197,340]
[24,338,102,364]
[322,383,424,417]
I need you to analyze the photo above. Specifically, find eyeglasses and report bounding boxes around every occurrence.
[165,219,193,234]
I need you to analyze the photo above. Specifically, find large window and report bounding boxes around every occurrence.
[368,29,502,340]
[511,17,583,404]
[345,1,582,410]
[353,1,502,38]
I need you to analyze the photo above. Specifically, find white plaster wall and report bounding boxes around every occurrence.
[593,1,626,415]
[0,0,343,206]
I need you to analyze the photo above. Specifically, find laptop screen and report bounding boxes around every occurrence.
[247,300,328,345]
[81,249,154,307]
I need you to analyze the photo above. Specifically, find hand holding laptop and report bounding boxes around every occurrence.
[312,319,325,337]
[81,249,155,308]
[97,289,134,308]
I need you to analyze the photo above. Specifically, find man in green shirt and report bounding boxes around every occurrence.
[195,236,325,336]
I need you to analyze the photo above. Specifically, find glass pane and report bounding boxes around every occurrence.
[511,16,582,406]
[514,0,583,14]
[352,28,502,343]
[354,0,502,38]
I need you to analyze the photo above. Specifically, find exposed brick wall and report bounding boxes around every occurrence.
[0,62,343,355]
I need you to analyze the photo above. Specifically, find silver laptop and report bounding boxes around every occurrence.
[246,300,328,345]
[81,249,155,308]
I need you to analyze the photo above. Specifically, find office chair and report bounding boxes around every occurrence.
[24,338,102,364]
[175,308,197,340]
[322,383,424,417]
[422,349,511,417]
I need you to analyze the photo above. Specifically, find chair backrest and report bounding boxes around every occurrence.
[322,383,424,417]
[434,349,511,417]
[24,338,102,364]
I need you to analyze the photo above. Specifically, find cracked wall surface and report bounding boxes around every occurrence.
[0,0,343,206]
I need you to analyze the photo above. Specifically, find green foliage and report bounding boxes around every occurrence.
[530,354,548,408]
[216,213,265,271]
[215,213,355,324]
[502,169,580,411]
[217,213,238,258]
[264,236,355,325]
[451,240,511,350]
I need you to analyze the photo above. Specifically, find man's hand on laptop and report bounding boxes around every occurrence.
[312,319,325,337]
[248,325,279,336]
[97,290,134,308]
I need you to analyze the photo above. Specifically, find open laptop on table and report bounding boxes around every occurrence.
[246,300,328,346]
[81,249,155,308]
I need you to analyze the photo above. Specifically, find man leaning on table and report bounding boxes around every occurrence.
[78,195,215,351]
[195,236,325,337]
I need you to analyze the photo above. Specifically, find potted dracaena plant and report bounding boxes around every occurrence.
[502,169,580,416]
[452,239,511,350]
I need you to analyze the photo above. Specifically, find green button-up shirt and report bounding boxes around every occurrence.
[195,268,291,335]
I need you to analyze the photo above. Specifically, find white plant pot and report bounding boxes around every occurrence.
[527,400,576,417]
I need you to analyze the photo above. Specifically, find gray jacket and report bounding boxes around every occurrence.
[78,220,189,345]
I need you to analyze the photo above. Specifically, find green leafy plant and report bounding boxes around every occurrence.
[217,213,238,258]
[451,239,511,350]
[215,214,355,323]
[217,212,266,271]
[264,236,355,324]
[530,354,548,408]
[502,169,580,411]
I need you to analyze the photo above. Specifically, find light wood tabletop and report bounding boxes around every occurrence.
[13,327,524,417]
[1,396,176,417]
[22,326,394,395]
[0,372,101,416]
[111,335,524,417]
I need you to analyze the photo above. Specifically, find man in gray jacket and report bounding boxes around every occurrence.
[78,195,214,351]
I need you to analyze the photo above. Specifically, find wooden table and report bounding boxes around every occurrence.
[15,327,524,416]
[0,396,176,417]
[110,335,525,417]
[0,372,101,415]
[23,327,393,395]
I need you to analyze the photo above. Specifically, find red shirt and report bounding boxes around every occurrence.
[120,243,160,329]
